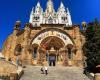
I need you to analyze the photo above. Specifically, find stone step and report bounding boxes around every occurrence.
[20,65,90,80]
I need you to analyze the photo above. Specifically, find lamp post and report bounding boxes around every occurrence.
[82,21,87,31]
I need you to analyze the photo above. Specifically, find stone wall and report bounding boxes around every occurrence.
[0,60,18,76]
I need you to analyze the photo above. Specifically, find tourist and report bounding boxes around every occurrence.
[16,56,20,67]
[41,66,44,74]
[44,66,48,75]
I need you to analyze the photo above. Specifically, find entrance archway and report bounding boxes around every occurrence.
[40,36,65,50]
[40,36,65,66]
[31,28,75,66]
[31,28,74,46]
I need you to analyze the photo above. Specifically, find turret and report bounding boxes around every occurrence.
[24,23,31,34]
[57,2,67,25]
[23,23,31,44]
[13,21,21,35]
[29,2,43,27]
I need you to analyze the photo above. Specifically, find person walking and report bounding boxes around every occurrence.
[41,66,44,74]
[44,66,48,75]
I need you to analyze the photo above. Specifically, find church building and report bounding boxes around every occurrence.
[2,0,85,67]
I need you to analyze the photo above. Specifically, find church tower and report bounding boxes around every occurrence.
[29,0,72,26]
[29,2,43,27]
[57,2,72,26]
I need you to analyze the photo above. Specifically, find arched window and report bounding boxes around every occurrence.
[62,16,67,21]
[33,16,40,21]
[48,17,53,24]
[14,44,22,56]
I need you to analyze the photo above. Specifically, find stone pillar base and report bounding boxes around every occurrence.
[62,60,68,66]
[68,60,73,66]
[31,59,35,65]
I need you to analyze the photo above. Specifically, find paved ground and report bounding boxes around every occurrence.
[20,65,90,80]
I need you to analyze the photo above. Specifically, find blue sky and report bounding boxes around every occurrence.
[0,0,100,49]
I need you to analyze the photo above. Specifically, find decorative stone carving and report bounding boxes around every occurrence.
[37,47,46,65]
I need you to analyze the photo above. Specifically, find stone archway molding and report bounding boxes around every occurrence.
[31,28,74,46]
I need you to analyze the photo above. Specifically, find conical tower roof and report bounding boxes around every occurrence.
[58,2,66,12]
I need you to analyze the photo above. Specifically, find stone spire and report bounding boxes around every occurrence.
[29,7,34,23]
[37,1,40,6]
[67,8,72,26]
[46,0,55,13]
[35,2,43,14]
[58,2,66,13]
[60,2,65,8]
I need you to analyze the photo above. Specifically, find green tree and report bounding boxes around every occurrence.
[82,19,100,72]
[94,18,100,30]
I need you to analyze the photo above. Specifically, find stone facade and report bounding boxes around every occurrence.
[2,23,85,67]
[2,0,85,67]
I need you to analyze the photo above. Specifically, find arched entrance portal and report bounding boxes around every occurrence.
[40,36,65,50]
[31,29,75,66]
[40,36,65,66]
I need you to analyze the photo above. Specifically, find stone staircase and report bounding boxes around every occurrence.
[20,65,90,80]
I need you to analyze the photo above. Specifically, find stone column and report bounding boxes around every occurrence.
[62,50,68,66]
[42,51,47,65]
[32,47,38,65]
[26,50,33,65]
[37,52,41,65]
[21,23,31,65]
[74,26,84,67]
[21,46,27,64]
[29,48,34,65]
[37,48,46,66]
